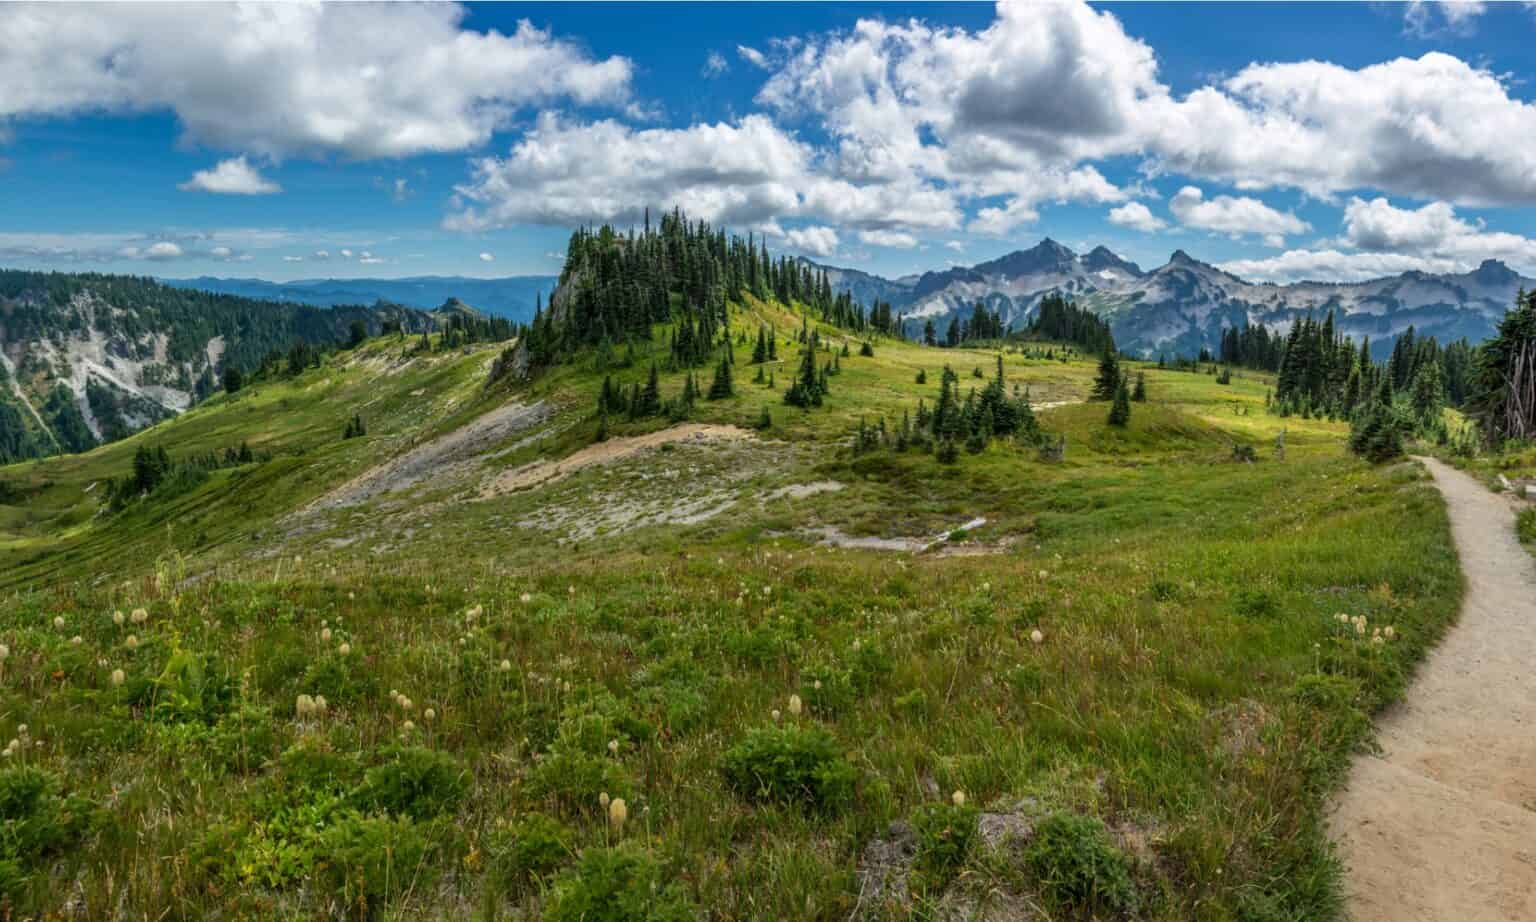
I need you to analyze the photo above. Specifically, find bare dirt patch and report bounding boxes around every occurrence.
[481,423,754,497]
[301,400,549,514]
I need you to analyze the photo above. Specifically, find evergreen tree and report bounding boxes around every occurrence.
[1092,348,1122,401]
[1131,371,1146,402]
[1108,378,1132,427]
[708,353,734,399]
[222,365,244,394]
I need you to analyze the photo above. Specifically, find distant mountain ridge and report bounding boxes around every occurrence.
[162,274,556,322]
[810,243,1530,358]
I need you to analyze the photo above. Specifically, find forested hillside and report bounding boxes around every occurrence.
[0,270,439,462]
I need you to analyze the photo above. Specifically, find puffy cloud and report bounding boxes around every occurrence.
[858,229,919,249]
[755,0,1536,213]
[1107,202,1167,233]
[1218,249,1464,283]
[1404,1,1486,36]
[784,226,839,258]
[447,114,808,230]
[0,3,632,159]
[737,45,770,69]
[179,157,280,195]
[284,255,305,262]
[703,51,729,78]
[1219,197,1536,281]
[358,250,384,264]
[1168,186,1308,241]
[445,113,958,235]
[478,251,495,263]
[1341,196,1536,268]
[1147,53,1536,205]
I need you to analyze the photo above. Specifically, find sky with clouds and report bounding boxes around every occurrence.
[1,0,1535,283]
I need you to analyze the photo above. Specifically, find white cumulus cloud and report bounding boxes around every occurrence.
[478,251,495,263]
[1168,186,1308,242]
[785,226,839,258]
[858,230,919,249]
[0,3,633,159]
[178,157,280,195]
[1106,202,1167,233]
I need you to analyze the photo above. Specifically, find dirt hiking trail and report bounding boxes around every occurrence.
[1331,456,1536,922]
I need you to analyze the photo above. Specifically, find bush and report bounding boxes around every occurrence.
[302,651,377,704]
[355,746,468,821]
[1232,589,1277,619]
[485,813,572,895]
[1024,813,1139,916]
[318,813,439,917]
[720,725,857,811]
[1518,508,1536,545]
[0,767,99,866]
[207,705,280,775]
[545,843,695,922]
[911,802,979,890]
[525,747,631,815]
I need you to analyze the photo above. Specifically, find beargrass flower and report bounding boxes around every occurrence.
[788,694,803,716]
[424,708,436,722]
[70,636,82,646]
[952,790,966,807]
[609,798,628,830]
[53,617,65,630]
[1030,629,1045,645]
[401,720,414,733]
[0,645,9,662]
[131,608,148,624]
[126,635,139,650]
[338,643,351,656]
[771,709,781,722]
[500,659,512,672]
[111,668,125,687]
[600,792,611,809]
[321,628,332,642]
[112,611,125,626]
[296,694,315,717]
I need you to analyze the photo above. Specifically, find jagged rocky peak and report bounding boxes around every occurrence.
[974,238,1079,277]
[1082,245,1144,276]
[1472,259,1518,286]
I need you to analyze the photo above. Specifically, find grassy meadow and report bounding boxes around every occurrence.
[0,298,1461,920]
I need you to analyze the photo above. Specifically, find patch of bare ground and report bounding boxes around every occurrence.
[1331,457,1536,922]
[480,423,754,497]
[805,517,1009,555]
[298,399,550,515]
[495,428,795,544]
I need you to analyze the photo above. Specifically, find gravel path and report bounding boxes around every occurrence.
[1331,456,1536,922]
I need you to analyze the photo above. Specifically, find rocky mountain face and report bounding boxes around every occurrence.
[817,241,1529,358]
[0,270,434,462]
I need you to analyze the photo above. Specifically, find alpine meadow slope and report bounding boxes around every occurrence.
[0,214,1464,920]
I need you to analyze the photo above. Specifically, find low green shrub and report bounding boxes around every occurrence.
[911,802,979,891]
[485,812,572,896]
[318,813,439,917]
[544,843,695,922]
[1024,813,1139,917]
[355,746,467,821]
[720,725,856,810]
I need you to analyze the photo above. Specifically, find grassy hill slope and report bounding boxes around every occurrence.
[0,291,1459,919]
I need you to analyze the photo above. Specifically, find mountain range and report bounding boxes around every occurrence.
[162,274,557,321]
[811,241,1531,358]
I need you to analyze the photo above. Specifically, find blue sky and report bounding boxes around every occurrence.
[2,1,1535,283]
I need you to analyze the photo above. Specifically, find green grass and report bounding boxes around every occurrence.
[0,301,1460,918]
